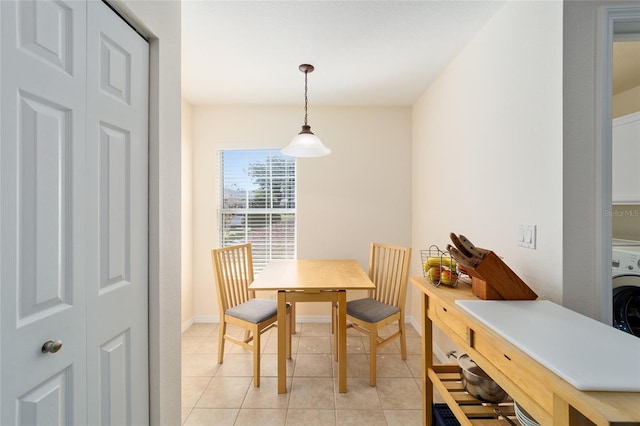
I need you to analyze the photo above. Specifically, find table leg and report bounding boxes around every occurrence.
[337,290,347,393]
[277,290,287,394]
[423,292,433,425]
[555,396,591,425]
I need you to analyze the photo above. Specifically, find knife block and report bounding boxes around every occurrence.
[466,251,537,300]
[471,277,503,300]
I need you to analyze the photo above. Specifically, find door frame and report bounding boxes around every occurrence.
[595,5,640,324]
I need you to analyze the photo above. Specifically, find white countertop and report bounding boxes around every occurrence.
[456,299,640,392]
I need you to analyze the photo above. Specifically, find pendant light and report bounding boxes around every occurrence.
[282,64,331,157]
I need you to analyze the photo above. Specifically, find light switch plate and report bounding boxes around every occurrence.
[518,224,536,249]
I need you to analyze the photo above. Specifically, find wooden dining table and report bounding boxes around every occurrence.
[248,259,375,394]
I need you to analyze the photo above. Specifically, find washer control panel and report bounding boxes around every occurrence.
[612,246,640,274]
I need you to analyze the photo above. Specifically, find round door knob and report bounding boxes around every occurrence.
[41,340,63,354]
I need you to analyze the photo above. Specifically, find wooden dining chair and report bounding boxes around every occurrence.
[211,243,291,387]
[341,242,412,386]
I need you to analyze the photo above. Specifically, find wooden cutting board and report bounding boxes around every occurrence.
[456,299,640,391]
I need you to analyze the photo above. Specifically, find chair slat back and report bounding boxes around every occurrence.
[211,244,254,314]
[368,243,412,309]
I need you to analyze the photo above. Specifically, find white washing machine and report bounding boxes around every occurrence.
[612,239,640,337]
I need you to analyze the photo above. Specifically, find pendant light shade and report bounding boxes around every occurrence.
[283,125,331,157]
[282,64,331,157]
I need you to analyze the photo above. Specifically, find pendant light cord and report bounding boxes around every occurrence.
[304,70,308,126]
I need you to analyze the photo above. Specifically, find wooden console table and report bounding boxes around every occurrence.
[410,276,640,426]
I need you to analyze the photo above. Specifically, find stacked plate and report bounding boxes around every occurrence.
[514,402,540,426]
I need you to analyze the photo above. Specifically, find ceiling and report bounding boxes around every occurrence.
[181,1,640,106]
[181,1,505,106]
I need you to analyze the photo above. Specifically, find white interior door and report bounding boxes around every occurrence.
[85,2,149,424]
[1,1,89,423]
[0,1,149,424]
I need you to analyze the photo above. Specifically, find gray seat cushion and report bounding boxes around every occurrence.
[346,298,399,323]
[225,298,278,324]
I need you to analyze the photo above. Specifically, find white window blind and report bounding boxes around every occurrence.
[219,150,296,273]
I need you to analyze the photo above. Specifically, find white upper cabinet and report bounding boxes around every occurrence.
[613,111,640,204]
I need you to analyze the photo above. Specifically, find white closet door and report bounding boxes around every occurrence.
[85,1,149,425]
[1,1,150,424]
[1,1,88,424]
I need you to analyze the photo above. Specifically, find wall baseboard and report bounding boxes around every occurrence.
[432,343,449,364]
[183,315,417,330]
[408,316,448,363]
[409,317,421,337]
[181,318,196,333]
[182,314,451,360]
[182,315,217,333]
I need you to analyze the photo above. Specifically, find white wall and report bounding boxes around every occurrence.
[411,0,563,350]
[191,105,412,320]
[613,85,640,118]
[112,1,182,424]
[182,100,194,327]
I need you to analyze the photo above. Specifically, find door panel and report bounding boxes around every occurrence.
[85,2,149,425]
[17,368,71,425]
[99,123,131,291]
[99,33,133,104]
[1,1,87,424]
[99,331,131,425]
[17,0,73,74]
[18,93,73,322]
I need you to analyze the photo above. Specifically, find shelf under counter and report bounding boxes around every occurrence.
[430,364,519,426]
[411,276,640,426]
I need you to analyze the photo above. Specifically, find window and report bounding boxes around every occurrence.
[219,150,296,273]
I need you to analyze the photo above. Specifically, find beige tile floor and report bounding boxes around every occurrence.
[181,321,425,426]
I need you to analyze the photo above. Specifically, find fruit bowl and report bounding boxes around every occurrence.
[421,245,459,287]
